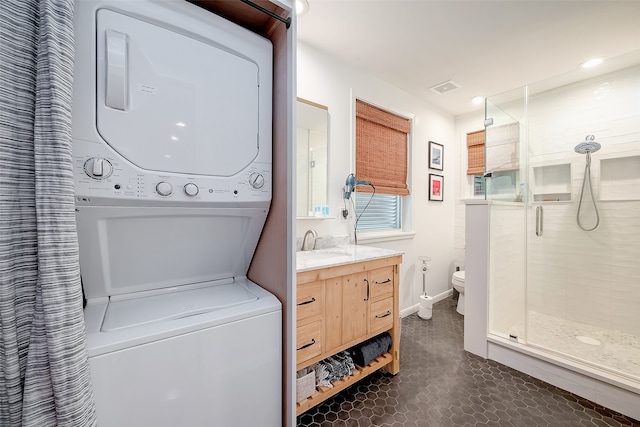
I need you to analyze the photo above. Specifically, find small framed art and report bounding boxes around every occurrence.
[428,141,444,171]
[429,174,444,201]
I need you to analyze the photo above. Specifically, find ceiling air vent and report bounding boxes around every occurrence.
[430,80,460,95]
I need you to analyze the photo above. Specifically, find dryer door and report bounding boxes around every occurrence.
[96,9,262,177]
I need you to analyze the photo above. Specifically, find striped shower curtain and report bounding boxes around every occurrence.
[0,0,97,426]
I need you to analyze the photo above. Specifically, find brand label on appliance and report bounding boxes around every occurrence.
[137,84,157,95]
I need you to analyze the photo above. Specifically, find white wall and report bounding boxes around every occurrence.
[453,112,485,270]
[296,42,456,313]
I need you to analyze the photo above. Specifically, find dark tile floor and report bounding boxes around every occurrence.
[297,299,640,427]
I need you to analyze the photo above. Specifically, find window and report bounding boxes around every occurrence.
[473,175,486,197]
[354,193,400,231]
[354,100,410,232]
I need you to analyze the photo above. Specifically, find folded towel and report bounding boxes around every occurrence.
[312,351,355,388]
[349,332,392,367]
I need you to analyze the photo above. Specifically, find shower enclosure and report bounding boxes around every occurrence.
[484,52,640,388]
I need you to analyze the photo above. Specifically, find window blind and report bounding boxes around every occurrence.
[467,129,485,176]
[354,193,400,231]
[355,100,410,196]
[485,123,519,172]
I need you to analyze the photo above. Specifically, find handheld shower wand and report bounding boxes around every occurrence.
[575,135,601,231]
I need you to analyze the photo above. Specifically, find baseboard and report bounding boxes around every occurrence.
[400,289,453,318]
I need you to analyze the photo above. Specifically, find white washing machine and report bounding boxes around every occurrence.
[72,1,281,426]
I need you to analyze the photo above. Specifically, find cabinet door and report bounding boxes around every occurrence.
[342,272,368,344]
[324,276,343,352]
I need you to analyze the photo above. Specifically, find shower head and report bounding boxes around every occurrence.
[575,142,601,154]
[575,135,601,154]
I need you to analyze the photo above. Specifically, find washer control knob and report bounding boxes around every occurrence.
[249,172,265,189]
[156,181,173,196]
[84,157,113,179]
[184,183,199,196]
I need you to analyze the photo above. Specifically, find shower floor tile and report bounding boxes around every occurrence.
[526,311,640,380]
[297,299,640,427]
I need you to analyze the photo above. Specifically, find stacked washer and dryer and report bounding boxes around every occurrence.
[72,1,281,425]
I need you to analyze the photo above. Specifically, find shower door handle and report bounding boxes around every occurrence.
[536,206,544,237]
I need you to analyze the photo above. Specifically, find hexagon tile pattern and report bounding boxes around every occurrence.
[297,299,640,427]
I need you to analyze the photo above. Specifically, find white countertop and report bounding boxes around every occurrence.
[296,244,403,273]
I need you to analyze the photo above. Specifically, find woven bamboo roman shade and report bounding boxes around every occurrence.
[467,130,485,175]
[356,100,410,195]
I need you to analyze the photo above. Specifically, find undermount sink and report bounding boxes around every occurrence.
[296,243,404,273]
[296,248,354,260]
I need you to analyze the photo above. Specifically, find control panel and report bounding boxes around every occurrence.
[73,142,271,206]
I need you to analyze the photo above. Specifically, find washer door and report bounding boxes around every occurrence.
[76,206,269,299]
[96,9,262,176]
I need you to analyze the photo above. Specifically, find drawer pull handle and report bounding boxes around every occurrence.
[364,278,370,301]
[297,297,316,306]
[297,338,316,351]
[375,311,391,319]
[375,278,391,284]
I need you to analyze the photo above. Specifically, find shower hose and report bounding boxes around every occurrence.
[576,152,600,231]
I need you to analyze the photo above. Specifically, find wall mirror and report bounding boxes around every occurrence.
[297,98,329,218]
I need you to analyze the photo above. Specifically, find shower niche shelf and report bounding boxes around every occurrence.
[600,155,640,201]
[532,163,572,202]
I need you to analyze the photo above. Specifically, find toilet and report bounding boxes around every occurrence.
[451,270,466,315]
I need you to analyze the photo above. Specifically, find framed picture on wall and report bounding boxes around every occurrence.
[429,174,444,201]
[428,141,444,171]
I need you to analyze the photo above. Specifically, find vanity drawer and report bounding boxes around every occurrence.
[369,266,394,300]
[297,320,322,363]
[369,298,393,334]
[297,281,323,321]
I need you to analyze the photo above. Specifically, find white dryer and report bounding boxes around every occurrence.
[72,1,281,426]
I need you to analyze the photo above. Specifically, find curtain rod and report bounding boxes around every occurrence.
[239,0,291,29]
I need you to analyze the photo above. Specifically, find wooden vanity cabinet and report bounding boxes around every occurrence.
[296,255,402,415]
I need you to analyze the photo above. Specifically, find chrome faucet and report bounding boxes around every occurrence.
[301,229,318,251]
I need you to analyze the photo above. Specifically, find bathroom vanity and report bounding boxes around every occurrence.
[296,245,403,415]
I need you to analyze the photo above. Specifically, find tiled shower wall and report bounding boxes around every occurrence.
[492,65,640,338]
[527,200,640,337]
[488,204,525,337]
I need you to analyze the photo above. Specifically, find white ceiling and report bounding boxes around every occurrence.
[296,0,640,117]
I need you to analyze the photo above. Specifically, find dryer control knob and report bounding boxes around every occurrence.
[249,172,265,189]
[184,183,199,196]
[156,181,173,196]
[84,157,113,180]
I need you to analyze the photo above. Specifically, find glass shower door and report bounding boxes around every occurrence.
[523,66,640,381]
[485,90,527,343]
